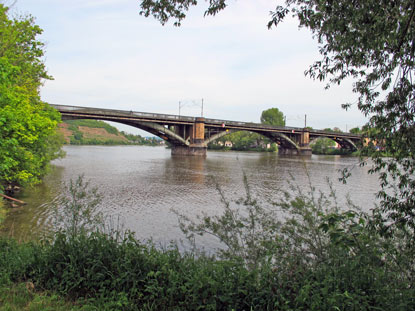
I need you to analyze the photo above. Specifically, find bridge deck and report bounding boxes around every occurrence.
[51,104,361,140]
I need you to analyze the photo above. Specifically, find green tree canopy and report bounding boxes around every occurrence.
[310,137,336,154]
[139,0,415,232]
[260,108,285,127]
[0,5,63,190]
[349,127,362,135]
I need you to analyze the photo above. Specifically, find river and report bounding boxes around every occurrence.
[1,146,380,249]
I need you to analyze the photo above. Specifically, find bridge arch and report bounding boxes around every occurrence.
[205,129,300,151]
[53,104,360,156]
[310,136,357,151]
[61,115,189,146]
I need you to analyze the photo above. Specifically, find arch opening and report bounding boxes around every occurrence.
[205,129,299,151]
[60,115,189,146]
[309,136,357,153]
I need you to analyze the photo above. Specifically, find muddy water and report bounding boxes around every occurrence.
[2,146,380,248]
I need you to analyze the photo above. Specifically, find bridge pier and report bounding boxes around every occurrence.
[171,117,207,156]
[278,147,312,156]
[171,145,207,156]
[278,129,312,156]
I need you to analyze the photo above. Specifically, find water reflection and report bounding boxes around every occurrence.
[1,166,64,240]
[164,156,207,186]
[2,146,380,246]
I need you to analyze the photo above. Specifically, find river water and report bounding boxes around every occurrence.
[2,146,380,248]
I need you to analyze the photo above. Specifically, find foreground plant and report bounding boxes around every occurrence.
[52,175,103,238]
[176,174,415,309]
[176,175,352,269]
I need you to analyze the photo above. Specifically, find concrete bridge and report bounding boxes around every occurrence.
[51,104,361,156]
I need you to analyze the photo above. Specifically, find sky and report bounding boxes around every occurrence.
[10,0,368,134]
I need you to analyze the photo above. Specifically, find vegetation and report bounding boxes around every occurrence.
[1,176,414,310]
[63,120,162,146]
[0,4,63,191]
[349,127,362,135]
[310,127,355,155]
[0,283,86,311]
[66,120,119,135]
[209,131,276,152]
[209,107,284,151]
[260,107,285,127]
[0,201,5,226]
[310,137,336,155]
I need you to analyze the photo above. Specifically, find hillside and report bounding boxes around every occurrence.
[59,120,163,146]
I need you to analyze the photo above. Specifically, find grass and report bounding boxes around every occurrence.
[0,283,84,311]
[0,201,6,226]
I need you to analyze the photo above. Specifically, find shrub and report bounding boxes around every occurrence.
[0,175,414,310]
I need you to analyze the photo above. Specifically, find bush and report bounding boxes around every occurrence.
[0,176,414,310]
[0,238,38,285]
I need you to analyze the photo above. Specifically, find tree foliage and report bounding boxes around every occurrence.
[349,127,362,134]
[311,137,336,154]
[139,0,415,232]
[260,107,285,126]
[0,5,63,189]
[139,0,227,26]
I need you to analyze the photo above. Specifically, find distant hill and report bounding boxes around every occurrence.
[59,120,163,146]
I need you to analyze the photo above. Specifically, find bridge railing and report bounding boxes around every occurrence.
[51,104,196,122]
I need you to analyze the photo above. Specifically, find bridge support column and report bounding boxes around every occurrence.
[171,145,207,156]
[192,117,205,144]
[171,117,207,156]
[278,129,312,155]
[300,131,310,147]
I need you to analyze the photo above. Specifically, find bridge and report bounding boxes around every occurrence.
[51,104,361,156]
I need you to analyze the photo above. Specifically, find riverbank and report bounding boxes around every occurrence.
[0,214,413,310]
[0,283,84,311]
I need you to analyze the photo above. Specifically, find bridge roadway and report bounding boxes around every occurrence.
[51,104,361,156]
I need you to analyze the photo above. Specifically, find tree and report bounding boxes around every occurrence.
[0,5,63,190]
[139,0,415,233]
[311,137,336,154]
[349,127,362,135]
[260,107,285,127]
